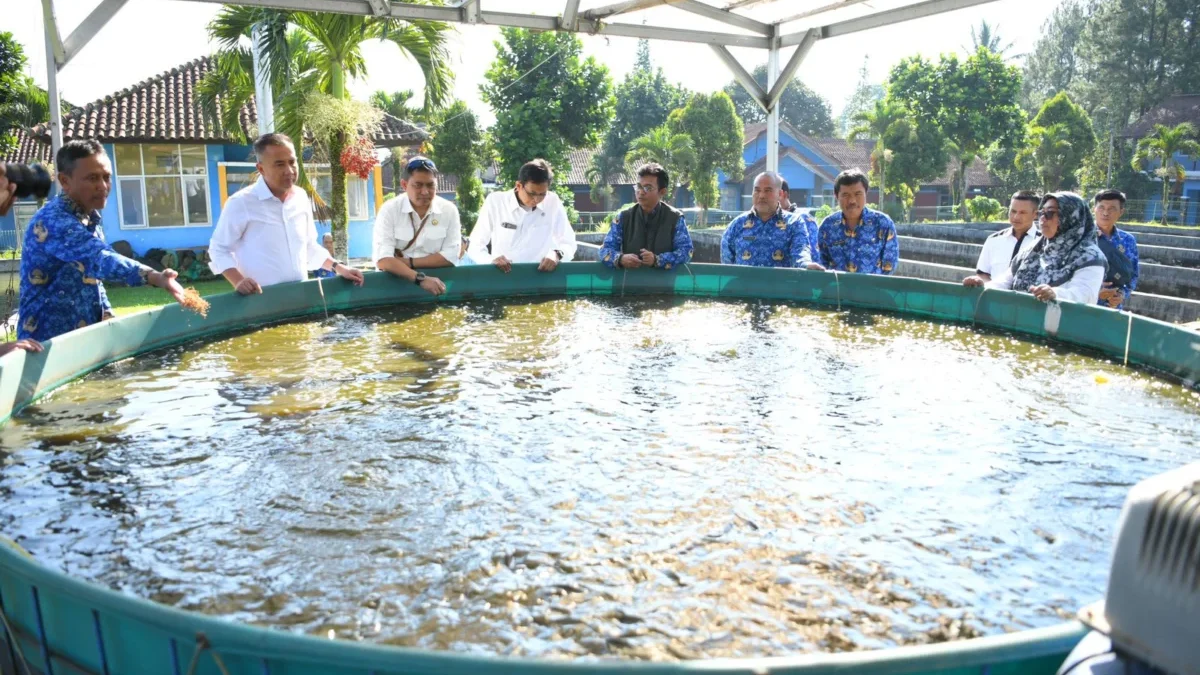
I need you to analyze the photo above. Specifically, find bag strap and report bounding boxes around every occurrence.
[401,211,431,253]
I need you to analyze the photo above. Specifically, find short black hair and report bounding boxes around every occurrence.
[253,133,295,160]
[833,169,869,195]
[636,162,669,190]
[1093,189,1126,207]
[517,159,553,185]
[56,139,105,176]
[780,179,790,194]
[1011,190,1041,209]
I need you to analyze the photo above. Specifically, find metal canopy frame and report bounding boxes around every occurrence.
[38,0,999,173]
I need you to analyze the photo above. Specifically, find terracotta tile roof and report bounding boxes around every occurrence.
[564,147,633,184]
[30,56,426,148]
[1,128,52,165]
[1124,94,1200,138]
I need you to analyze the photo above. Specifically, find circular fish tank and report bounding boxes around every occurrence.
[2,263,1197,675]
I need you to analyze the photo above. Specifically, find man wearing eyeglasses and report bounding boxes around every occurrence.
[372,156,457,296]
[210,133,364,295]
[598,163,692,270]
[467,159,577,273]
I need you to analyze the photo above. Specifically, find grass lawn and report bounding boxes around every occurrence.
[106,279,232,317]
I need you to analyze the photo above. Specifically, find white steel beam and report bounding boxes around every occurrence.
[766,43,779,173]
[456,0,482,24]
[766,29,818,110]
[780,0,1002,44]
[775,0,873,25]
[561,0,581,30]
[41,0,64,157]
[583,0,685,22]
[184,0,771,47]
[673,0,771,36]
[61,0,129,65]
[709,45,768,112]
[40,0,66,65]
[723,0,776,9]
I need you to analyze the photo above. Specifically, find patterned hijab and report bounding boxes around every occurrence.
[1010,192,1106,292]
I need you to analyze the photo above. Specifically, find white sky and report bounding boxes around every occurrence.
[9,0,1058,127]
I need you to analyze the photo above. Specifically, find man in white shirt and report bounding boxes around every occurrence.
[962,190,1040,286]
[373,156,457,296]
[209,133,364,295]
[467,159,577,273]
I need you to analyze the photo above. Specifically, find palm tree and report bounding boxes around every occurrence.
[624,125,697,202]
[1,74,74,150]
[370,89,422,194]
[848,99,908,205]
[1132,122,1200,223]
[585,151,624,212]
[197,6,453,259]
[967,20,1015,57]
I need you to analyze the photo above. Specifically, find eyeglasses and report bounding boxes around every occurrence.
[1038,209,1060,220]
[405,157,437,174]
[635,184,659,194]
[519,184,548,199]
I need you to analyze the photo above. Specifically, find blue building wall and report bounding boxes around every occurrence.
[102,143,382,259]
[719,128,836,210]
[1136,151,1200,225]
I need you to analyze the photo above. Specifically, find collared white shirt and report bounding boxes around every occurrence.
[208,178,330,287]
[976,226,1039,278]
[373,194,461,267]
[467,189,578,264]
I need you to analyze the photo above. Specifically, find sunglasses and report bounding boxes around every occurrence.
[1038,209,1060,220]
[635,184,659,194]
[406,157,437,174]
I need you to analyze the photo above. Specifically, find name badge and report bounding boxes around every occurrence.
[501,222,518,230]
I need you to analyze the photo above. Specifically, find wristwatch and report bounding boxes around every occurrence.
[554,250,564,261]
[414,272,427,285]
[329,260,343,270]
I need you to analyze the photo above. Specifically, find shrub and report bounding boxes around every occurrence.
[965,196,1004,222]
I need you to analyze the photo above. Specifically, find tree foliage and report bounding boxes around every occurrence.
[1020,0,1087,113]
[624,125,696,197]
[838,57,885,138]
[1073,0,1200,130]
[0,32,73,156]
[848,98,908,203]
[670,92,743,227]
[588,40,686,210]
[482,28,613,185]
[887,48,1024,215]
[966,20,1015,57]
[198,7,454,259]
[1020,92,1095,191]
[429,100,486,227]
[722,64,834,137]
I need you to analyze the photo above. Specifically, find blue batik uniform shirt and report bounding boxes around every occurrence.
[18,195,152,341]
[817,207,899,275]
[1097,227,1139,310]
[720,208,812,267]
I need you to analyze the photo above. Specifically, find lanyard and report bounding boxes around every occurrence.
[402,210,432,253]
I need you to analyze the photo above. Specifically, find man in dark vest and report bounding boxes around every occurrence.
[599,163,693,270]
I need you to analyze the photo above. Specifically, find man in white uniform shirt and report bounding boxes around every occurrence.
[468,159,577,273]
[962,190,1040,286]
[373,156,457,296]
[209,133,364,294]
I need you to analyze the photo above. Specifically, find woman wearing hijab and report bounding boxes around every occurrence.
[970,192,1107,303]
